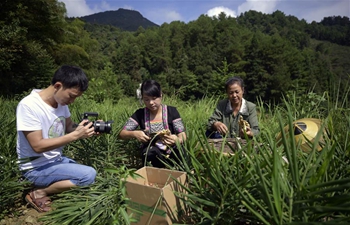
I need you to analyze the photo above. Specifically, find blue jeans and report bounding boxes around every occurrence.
[22,156,96,187]
[205,130,223,139]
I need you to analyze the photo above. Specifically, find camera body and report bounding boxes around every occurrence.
[82,112,113,134]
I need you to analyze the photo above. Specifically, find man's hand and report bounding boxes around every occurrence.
[213,121,228,135]
[240,126,253,138]
[73,120,96,139]
[23,119,96,154]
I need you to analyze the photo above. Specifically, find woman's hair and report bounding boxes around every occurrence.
[225,77,244,92]
[141,80,162,98]
[51,65,88,91]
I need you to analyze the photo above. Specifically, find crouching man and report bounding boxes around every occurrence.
[16,65,97,212]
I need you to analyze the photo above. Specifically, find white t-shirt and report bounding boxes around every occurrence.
[16,89,71,171]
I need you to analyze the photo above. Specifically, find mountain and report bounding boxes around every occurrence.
[79,8,159,31]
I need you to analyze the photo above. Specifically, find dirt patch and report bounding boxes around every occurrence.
[0,204,44,225]
[208,138,249,155]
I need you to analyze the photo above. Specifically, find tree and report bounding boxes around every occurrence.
[85,62,124,103]
[0,0,66,96]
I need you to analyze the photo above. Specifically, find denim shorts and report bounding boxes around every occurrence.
[22,156,96,187]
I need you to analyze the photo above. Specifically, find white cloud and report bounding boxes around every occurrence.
[206,6,237,18]
[59,0,94,17]
[59,0,122,17]
[166,11,183,22]
[122,5,134,11]
[99,1,111,11]
[300,0,350,22]
[145,10,183,25]
[238,0,279,15]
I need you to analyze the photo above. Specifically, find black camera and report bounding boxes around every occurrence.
[82,112,113,134]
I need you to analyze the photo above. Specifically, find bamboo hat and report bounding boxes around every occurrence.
[276,118,325,152]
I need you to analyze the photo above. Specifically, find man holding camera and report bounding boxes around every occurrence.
[16,65,97,212]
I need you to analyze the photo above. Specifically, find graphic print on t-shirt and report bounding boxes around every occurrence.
[49,116,66,138]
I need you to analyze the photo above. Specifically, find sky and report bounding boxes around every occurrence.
[59,0,350,25]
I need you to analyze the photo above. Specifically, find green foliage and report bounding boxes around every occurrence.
[0,0,64,96]
[1,4,350,223]
[0,98,29,219]
[1,3,350,101]
[85,62,125,103]
[54,18,100,69]
[172,89,350,224]
[54,44,90,67]
[71,10,350,101]
[41,168,132,225]
[1,83,350,224]
[310,16,350,46]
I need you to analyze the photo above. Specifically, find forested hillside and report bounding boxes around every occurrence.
[79,8,159,31]
[0,0,349,104]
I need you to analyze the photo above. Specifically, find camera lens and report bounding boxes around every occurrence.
[94,121,112,134]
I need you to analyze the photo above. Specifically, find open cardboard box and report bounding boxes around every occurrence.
[125,167,187,225]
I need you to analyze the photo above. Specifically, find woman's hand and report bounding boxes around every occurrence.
[161,134,178,146]
[213,122,228,135]
[134,130,151,143]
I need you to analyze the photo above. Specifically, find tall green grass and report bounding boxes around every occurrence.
[1,85,349,224]
[0,98,31,218]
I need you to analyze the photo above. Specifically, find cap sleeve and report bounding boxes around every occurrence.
[168,106,185,134]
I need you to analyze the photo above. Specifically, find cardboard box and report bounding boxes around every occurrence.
[125,167,187,225]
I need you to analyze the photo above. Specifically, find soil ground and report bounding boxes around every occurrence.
[0,204,43,225]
